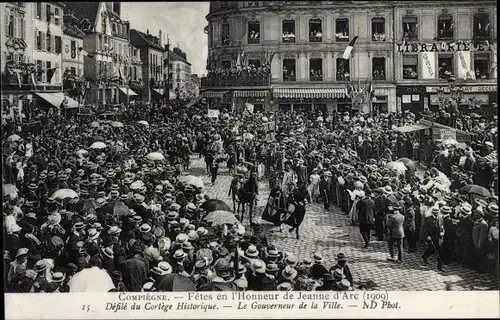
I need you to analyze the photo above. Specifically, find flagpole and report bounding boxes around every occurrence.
[357,27,360,90]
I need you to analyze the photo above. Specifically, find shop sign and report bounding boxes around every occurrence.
[397,86,426,94]
[433,128,456,141]
[426,86,497,93]
[397,40,493,53]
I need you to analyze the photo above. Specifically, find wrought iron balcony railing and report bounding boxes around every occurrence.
[202,73,271,87]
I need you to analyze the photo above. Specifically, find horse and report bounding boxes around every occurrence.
[238,176,259,225]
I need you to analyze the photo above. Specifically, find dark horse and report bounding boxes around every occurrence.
[261,184,309,239]
[238,175,259,225]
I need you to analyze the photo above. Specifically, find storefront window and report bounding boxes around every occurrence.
[283,58,296,81]
[402,16,418,41]
[372,57,386,80]
[336,58,350,81]
[282,20,296,43]
[403,54,418,79]
[372,17,385,41]
[335,18,349,41]
[309,19,322,42]
[309,58,323,81]
[474,53,490,79]
[437,15,453,40]
[373,95,388,113]
[438,55,453,79]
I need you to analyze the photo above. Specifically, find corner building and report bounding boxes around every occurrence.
[203,1,396,113]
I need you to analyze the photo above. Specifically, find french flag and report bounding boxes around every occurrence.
[342,36,358,60]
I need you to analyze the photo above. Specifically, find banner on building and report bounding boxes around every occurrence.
[207,109,220,118]
[457,51,475,80]
[420,52,436,79]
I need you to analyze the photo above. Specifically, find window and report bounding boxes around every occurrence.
[36,60,42,82]
[309,19,322,42]
[372,17,386,41]
[42,61,46,82]
[71,40,76,59]
[112,23,117,33]
[36,31,41,50]
[335,18,349,41]
[221,60,231,70]
[36,3,42,19]
[55,36,61,54]
[373,95,388,113]
[54,8,60,25]
[403,16,418,41]
[372,57,386,80]
[46,61,51,82]
[46,4,51,23]
[46,32,51,52]
[336,58,350,80]
[248,59,261,68]
[437,15,453,40]
[283,58,296,81]
[41,32,46,51]
[438,55,453,79]
[221,23,230,45]
[55,62,59,82]
[474,53,490,79]
[282,20,296,43]
[6,14,13,37]
[403,54,418,79]
[309,58,323,81]
[473,14,490,39]
[248,21,260,44]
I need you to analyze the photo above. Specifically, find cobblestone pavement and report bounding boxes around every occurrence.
[187,156,499,291]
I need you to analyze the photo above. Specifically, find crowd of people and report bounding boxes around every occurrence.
[2,95,498,293]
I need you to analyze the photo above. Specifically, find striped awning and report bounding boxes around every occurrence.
[201,90,229,98]
[393,123,431,133]
[273,88,346,99]
[233,90,269,98]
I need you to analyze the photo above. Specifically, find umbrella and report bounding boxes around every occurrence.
[90,142,107,149]
[397,158,416,170]
[130,180,145,191]
[200,199,231,213]
[111,121,124,128]
[79,198,100,212]
[6,134,21,143]
[69,267,115,292]
[100,201,130,216]
[178,175,204,189]
[90,121,100,128]
[146,152,165,161]
[459,184,491,198]
[52,189,79,200]
[3,184,18,198]
[204,210,239,226]
[154,273,195,292]
[110,145,125,153]
[385,161,407,173]
[138,120,149,126]
[76,149,89,157]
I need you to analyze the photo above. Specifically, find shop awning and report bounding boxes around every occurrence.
[393,123,431,133]
[186,95,202,108]
[272,88,346,99]
[233,90,269,98]
[118,87,138,96]
[201,90,229,98]
[34,92,79,109]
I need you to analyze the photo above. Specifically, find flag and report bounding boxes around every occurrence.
[342,36,358,60]
[368,82,375,100]
[245,102,254,114]
[79,48,94,58]
[46,68,57,83]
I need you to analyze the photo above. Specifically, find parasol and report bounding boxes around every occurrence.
[111,121,124,128]
[90,121,100,128]
[154,273,196,292]
[6,134,22,143]
[90,142,107,149]
[79,198,100,212]
[76,149,89,157]
[3,184,18,198]
[69,267,115,292]
[385,161,407,173]
[138,120,149,126]
[442,138,458,146]
[397,158,416,170]
[200,199,231,213]
[52,189,79,200]
[130,180,145,191]
[459,184,491,198]
[178,175,204,189]
[146,152,165,161]
[203,210,239,226]
[100,201,130,216]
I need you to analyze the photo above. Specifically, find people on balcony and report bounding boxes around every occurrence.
[439,63,453,80]
[206,64,271,86]
[372,32,386,41]
[475,67,490,80]
[474,22,490,39]
[310,69,322,81]
[282,31,296,42]
[372,69,385,81]
[309,29,322,42]
[403,67,418,79]
[249,30,260,40]
[438,22,453,39]
[335,29,349,40]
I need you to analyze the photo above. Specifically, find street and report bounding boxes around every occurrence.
[188,156,498,291]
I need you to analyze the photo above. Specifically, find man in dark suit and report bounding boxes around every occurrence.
[319,171,333,210]
[294,159,308,188]
[421,207,445,272]
[329,253,353,285]
[373,189,385,241]
[387,209,405,263]
[402,196,417,253]
[357,188,375,248]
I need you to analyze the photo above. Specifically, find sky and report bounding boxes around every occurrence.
[122,2,210,76]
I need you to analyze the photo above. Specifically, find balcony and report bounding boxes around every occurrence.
[202,73,271,88]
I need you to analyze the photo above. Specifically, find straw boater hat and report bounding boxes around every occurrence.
[139,224,152,233]
[302,258,313,268]
[15,248,29,259]
[87,228,100,240]
[245,245,259,258]
[336,253,347,262]
[109,226,122,236]
[313,252,324,264]
[51,272,66,283]
[277,282,293,291]
[102,247,114,259]
[281,266,298,281]
[266,263,279,273]
[252,259,266,274]
[173,249,186,260]
[284,254,298,267]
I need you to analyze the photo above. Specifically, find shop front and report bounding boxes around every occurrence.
[272,87,346,114]
[232,90,270,113]
[426,85,497,117]
[396,85,426,114]
[200,90,231,111]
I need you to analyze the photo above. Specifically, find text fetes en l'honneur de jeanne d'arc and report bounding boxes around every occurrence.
[103,292,397,313]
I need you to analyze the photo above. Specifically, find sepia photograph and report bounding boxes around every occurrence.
[1,0,499,318]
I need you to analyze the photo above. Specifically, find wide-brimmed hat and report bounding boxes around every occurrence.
[383,186,393,194]
[266,249,279,259]
[313,252,323,263]
[237,264,247,274]
[281,265,298,280]
[139,224,152,233]
[339,279,351,290]
[28,183,38,190]
[158,261,172,274]
[87,228,100,240]
[173,249,186,260]
[252,259,266,274]
[35,260,48,273]
[176,233,188,243]
[109,226,122,235]
[167,211,179,220]
[182,241,194,251]
[284,254,298,267]
[440,206,452,214]
[332,268,346,281]
[51,272,66,283]
[276,282,293,291]
[102,247,114,259]
[245,245,259,258]
[460,205,472,215]
[266,263,279,273]
[431,207,440,215]
[336,253,347,262]
[154,226,165,238]
[302,258,313,268]
[15,248,29,259]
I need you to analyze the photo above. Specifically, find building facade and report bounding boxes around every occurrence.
[190,73,201,98]
[130,29,166,103]
[127,43,144,99]
[167,47,193,99]
[62,12,85,103]
[393,1,497,116]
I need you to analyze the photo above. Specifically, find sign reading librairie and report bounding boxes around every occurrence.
[396,40,493,53]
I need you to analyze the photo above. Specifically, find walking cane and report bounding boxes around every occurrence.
[429,238,443,263]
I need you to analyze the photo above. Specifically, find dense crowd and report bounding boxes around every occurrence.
[2,97,498,293]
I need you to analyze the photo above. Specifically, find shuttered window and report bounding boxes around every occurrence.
[42,61,46,82]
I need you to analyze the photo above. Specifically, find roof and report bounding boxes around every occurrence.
[63,14,86,39]
[64,2,100,26]
[130,29,165,51]
[168,50,191,66]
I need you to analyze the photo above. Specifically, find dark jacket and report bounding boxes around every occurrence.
[119,255,149,292]
[357,197,375,224]
[387,212,405,239]
[330,263,353,285]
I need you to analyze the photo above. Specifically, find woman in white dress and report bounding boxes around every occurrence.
[308,168,321,202]
[348,181,365,226]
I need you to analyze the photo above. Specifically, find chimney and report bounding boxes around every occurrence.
[159,30,162,47]
[146,29,149,35]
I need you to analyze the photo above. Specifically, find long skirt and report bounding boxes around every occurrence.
[348,199,360,224]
